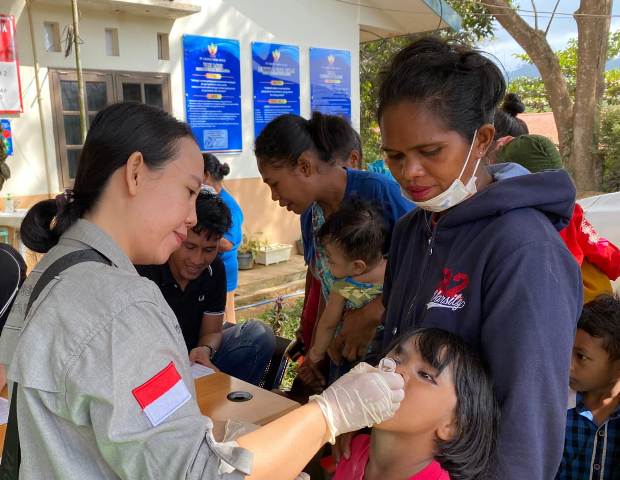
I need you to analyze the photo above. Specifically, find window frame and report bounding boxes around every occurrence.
[49,68,171,189]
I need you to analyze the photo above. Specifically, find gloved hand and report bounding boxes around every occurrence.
[310,360,404,444]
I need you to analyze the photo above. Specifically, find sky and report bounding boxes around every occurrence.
[477,0,620,76]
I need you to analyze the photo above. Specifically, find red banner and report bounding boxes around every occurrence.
[0,15,23,113]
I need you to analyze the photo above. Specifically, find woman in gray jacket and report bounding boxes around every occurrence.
[0,102,403,479]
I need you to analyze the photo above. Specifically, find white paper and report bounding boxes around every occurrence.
[191,363,215,379]
[0,397,9,425]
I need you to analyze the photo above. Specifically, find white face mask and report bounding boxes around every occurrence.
[406,130,482,212]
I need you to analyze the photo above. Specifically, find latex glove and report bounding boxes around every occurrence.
[294,473,310,480]
[310,360,404,444]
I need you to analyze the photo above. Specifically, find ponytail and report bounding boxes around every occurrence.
[255,112,358,168]
[307,111,357,164]
[493,93,529,139]
[202,153,230,181]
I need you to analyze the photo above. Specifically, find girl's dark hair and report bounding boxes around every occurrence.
[388,328,499,480]
[254,112,359,168]
[194,191,232,238]
[378,37,506,140]
[202,153,230,181]
[578,294,620,361]
[21,102,195,253]
[317,197,388,265]
[493,93,529,139]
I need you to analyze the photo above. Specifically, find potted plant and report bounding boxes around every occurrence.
[252,239,293,266]
[237,233,260,270]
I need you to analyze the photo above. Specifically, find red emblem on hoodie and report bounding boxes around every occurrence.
[426,268,470,311]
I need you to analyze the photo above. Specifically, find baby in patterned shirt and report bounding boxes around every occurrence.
[299,197,387,386]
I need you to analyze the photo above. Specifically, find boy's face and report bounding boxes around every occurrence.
[570,329,620,393]
[324,242,365,280]
[375,337,457,442]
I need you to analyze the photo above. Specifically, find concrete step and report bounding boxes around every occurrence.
[236,254,306,294]
[235,254,306,308]
[235,278,305,307]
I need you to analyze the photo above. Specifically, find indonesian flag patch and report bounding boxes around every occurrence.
[131,361,191,427]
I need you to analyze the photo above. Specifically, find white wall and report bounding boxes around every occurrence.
[3,0,361,197]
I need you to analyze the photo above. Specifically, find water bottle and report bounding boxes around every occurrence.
[4,193,14,213]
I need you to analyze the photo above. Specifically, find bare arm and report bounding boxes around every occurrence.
[189,313,224,369]
[308,292,345,363]
[197,313,224,350]
[238,402,330,480]
[329,295,384,363]
[218,238,234,253]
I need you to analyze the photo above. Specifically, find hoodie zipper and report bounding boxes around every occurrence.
[403,213,440,331]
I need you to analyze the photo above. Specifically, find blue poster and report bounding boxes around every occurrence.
[0,119,12,156]
[183,35,242,152]
[309,48,351,121]
[252,42,300,137]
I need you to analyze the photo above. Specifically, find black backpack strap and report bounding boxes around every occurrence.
[0,249,111,479]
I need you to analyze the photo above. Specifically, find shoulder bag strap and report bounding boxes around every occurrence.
[0,249,111,479]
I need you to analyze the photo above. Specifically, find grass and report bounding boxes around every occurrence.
[257,297,304,390]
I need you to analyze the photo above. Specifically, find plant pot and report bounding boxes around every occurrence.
[295,239,304,256]
[254,244,293,266]
[237,252,254,270]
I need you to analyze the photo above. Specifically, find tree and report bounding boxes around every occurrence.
[484,0,613,192]
[359,1,494,164]
[509,32,620,112]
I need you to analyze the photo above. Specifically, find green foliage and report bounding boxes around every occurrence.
[238,232,268,255]
[508,76,550,112]
[258,297,303,339]
[448,0,495,45]
[257,297,304,390]
[360,35,413,165]
[509,32,620,112]
[359,0,495,165]
[598,105,620,192]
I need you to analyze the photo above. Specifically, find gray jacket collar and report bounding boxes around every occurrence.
[60,219,136,273]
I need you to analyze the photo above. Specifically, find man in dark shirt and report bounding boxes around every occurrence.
[138,192,275,385]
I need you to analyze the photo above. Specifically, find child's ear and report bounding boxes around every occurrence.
[436,418,457,442]
[352,259,367,275]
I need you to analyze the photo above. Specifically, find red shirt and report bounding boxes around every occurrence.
[333,435,450,480]
[560,203,620,280]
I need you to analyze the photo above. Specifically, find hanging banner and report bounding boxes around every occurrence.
[0,15,23,114]
[1,119,13,155]
[309,47,351,121]
[183,35,242,152]
[252,42,300,138]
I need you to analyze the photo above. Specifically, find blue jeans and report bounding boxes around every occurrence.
[212,320,275,386]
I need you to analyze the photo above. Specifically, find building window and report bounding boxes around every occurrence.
[50,69,171,188]
[43,22,61,52]
[157,33,169,60]
[105,28,120,56]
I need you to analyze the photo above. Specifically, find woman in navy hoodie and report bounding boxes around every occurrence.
[378,38,582,479]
